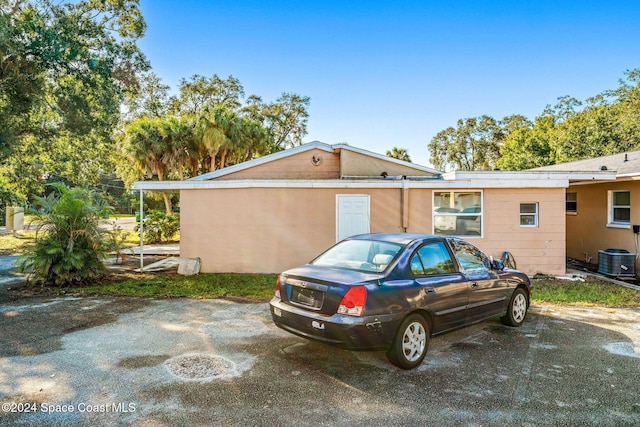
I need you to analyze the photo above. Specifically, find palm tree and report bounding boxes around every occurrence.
[16,184,112,286]
[386,147,412,162]
[124,117,173,213]
[196,106,230,172]
[160,116,197,180]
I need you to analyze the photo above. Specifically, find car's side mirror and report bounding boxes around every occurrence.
[491,260,505,270]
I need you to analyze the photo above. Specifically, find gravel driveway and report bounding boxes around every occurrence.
[0,294,639,426]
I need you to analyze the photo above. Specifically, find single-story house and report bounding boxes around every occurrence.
[534,150,640,275]
[133,141,615,276]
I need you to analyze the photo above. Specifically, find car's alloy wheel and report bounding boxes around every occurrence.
[501,288,528,327]
[386,313,429,369]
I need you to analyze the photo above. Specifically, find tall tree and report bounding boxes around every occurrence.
[196,106,268,171]
[607,69,640,151]
[124,117,173,213]
[196,106,232,172]
[122,71,171,121]
[262,93,310,151]
[497,70,640,170]
[160,116,197,180]
[428,115,504,171]
[500,114,532,134]
[0,0,148,198]
[552,104,620,162]
[386,147,411,162]
[496,116,555,170]
[171,74,245,116]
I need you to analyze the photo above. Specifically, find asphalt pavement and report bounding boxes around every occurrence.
[0,294,639,426]
[0,256,21,287]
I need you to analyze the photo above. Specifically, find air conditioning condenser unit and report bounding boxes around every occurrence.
[597,249,636,278]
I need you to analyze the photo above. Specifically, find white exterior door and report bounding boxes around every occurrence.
[336,195,370,241]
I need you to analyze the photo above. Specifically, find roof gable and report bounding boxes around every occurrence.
[189,141,441,181]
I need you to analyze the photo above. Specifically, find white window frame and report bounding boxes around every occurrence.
[566,192,577,215]
[520,203,539,228]
[432,190,483,238]
[607,190,630,229]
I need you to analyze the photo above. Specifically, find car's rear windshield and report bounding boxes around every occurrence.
[311,239,403,273]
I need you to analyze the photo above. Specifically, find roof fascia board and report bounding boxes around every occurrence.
[133,177,569,191]
[444,170,617,182]
[616,172,640,179]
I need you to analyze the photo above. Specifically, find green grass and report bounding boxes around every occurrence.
[0,232,35,255]
[532,276,640,307]
[75,272,277,301]
[67,273,640,307]
[8,245,638,306]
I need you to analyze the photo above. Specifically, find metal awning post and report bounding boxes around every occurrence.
[139,189,144,272]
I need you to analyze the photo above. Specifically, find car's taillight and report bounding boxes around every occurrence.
[274,275,282,299]
[337,286,367,316]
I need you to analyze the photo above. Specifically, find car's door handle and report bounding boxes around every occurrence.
[471,282,479,289]
[424,286,435,294]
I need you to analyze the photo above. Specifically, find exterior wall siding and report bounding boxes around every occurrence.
[340,150,437,177]
[216,148,341,180]
[180,186,565,275]
[476,189,566,276]
[566,180,640,265]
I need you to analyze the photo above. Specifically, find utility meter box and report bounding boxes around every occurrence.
[6,207,25,232]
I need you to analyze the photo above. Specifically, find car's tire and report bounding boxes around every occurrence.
[386,313,429,370]
[500,288,529,327]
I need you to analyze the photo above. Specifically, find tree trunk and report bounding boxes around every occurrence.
[209,152,216,172]
[162,193,172,215]
[219,148,227,169]
[156,167,173,214]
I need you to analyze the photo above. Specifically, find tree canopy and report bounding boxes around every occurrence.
[430,69,640,172]
[117,74,309,212]
[386,147,411,162]
[0,0,148,201]
[1,2,310,213]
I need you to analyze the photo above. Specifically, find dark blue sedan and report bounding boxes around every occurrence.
[269,233,532,369]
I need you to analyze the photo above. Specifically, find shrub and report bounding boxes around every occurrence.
[16,184,113,286]
[136,210,179,243]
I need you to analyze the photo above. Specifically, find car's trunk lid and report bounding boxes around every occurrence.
[281,265,382,315]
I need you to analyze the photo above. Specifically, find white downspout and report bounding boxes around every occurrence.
[402,178,409,232]
[139,189,144,272]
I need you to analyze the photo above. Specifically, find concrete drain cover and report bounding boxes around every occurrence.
[165,354,237,381]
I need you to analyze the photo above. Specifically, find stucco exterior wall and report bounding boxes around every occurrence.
[480,188,566,275]
[180,185,565,275]
[566,180,640,264]
[404,188,565,275]
[215,148,341,180]
[340,150,437,177]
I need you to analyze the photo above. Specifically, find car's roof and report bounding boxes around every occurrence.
[348,233,442,245]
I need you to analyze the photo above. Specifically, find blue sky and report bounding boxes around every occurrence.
[138,0,640,166]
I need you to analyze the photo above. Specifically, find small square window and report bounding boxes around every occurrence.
[520,203,538,227]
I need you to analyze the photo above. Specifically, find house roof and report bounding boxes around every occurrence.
[188,141,442,181]
[131,141,616,191]
[532,150,640,178]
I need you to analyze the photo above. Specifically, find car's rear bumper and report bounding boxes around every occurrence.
[269,297,402,351]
